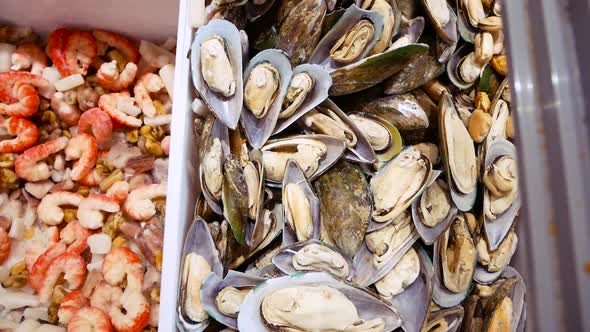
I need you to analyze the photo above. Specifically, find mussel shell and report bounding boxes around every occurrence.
[253,264,286,278]
[483,139,520,250]
[199,117,231,215]
[201,270,266,329]
[222,155,250,245]
[309,5,384,71]
[383,49,444,95]
[422,306,464,332]
[421,0,459,44]
[281,160,321,245]
[395,16,425,47]
[262,134,347,184]
[237,272,403,331]
[355,92,431,133]
[456,0,477,43]
[272,239,354,279]
[446,44,475,90]
[192,19,243,129]
[242,49,293,148]
[386,245,433,332]
[352,227,419,287]
[245,152,267,248]
[473,228,518,284]
[245,0,276,21]
[273,64,333,135]
[411,171,459,245]
[436,36,458,63]
[348,112,403,163]
[355,0,402,53]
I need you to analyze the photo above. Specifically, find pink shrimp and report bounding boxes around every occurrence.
[98,93,142,128]
[15,136,69,182]
[102,247,144,291]
[63,31,98,76]
[97,61,138,91]
[0,82,40,117]
[82,269,105,298]
[38,252,87,303]
[78,108,113,147]
[28,242,67,291]
[109,290,150,332]
[37,191,83,225]
[92,29,140,64]
[0,227,10,265]
[106,180,129,203]
[24,226,59,271]
[133,73,165,118]
[11,43,48,75]
[48,28,72,77]
[60,220,90,254]
[79,168,106,187]
[65,133,98,181]
[58,290,89,324]
[0,71,47,101]
[51,91,82,126]
[0,116,39,153]
[89,282,123,315]
[67,306,113,332]
[77,194,120,230]
[123,182,167,221]
[161,135,170,155]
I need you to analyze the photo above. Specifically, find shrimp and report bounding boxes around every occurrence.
[0,82,40,117]
[0,227,11,264]
[58,290,89,324]
[0,116,39,153]
[37,191,83,225]
[82,269,105,298]
[80,168,105,187]
[106,180,129,203]
[28,242,66,291]
[0,71,48,101]
[48,28,72,77]
[38,252,87,303]
[11,43,48,75]
[160,135,170,155]
[24,225,59,271]
[123,182,167,221]
[51,91,81,126]
[60,220,90,254]
[78,108,113,147]
[67,306,112,332]
[102,247,144,291]
[65,133,98,181]
[97,61,138,91]
[63,31,98,76]
[77,194,120,230]
[15,136,69,182]
[98,93,142,128]
[89,282,122,315]
[92,30,140,64]
[133,73,164,118]
[109,290,150,332]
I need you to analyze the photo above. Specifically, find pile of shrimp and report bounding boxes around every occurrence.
[0,24,174,332]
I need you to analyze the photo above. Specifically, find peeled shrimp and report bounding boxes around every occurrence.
[98,93,142,128]
[92,29,140,64]
[161,135,170,155]
[67,306,112,332]
[51,91,81,126]
[0,227,11,264]
[0,116,39,153]
[133,73,164,118]
[77,194,120,230]
[11,43,48,75]
[79,168,106,187]
[58,290,88,325]
[102,247,144,292]
[0,82,40,117]
[48,28,72,77]
[63,31,98,76]
[109,290,150,332]
[38,252,86,303]
[24,226,59,271]
[123,182,167,221]
[15,136,69,182]
[97,61,137,91]
[37,191,83,225]
[0,71,48,101]
[65,133,98,181]
[77,108,113,147]
[89,282,123,315]
[60,220,89,254]
[105,180,129,203]
[28,242,66,291]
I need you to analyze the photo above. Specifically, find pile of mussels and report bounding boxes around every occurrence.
[179,0,524,331]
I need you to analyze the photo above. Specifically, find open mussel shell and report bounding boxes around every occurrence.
[301,99,376,163]
[422,306,464,332]
[272,239,354,280]
[389,16,425,51]
[245,0,276,21]
[421,0,459,44]
[385,246,433,332]
[244,152,266,248]
[273,64,332,135]
[281,160,321,245]
[483,139,520,250]
[253,263,286,278]
[436,36,458,63]
[261,134,347,184]
[439,93,477,211]
[237,272,403,331]
[353,220,420,287]
[348,112,403,163]
[242,49,293,148]
[474,227,518,284]
[178,217,224,331]
[368,146,433,232]
[446,44,478,90]
[355,0,402,53]
[199,117,231,215]
[411,171,459,245]
[201,270,267,329]
[456,0,477,43]
[192,19,243,129]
